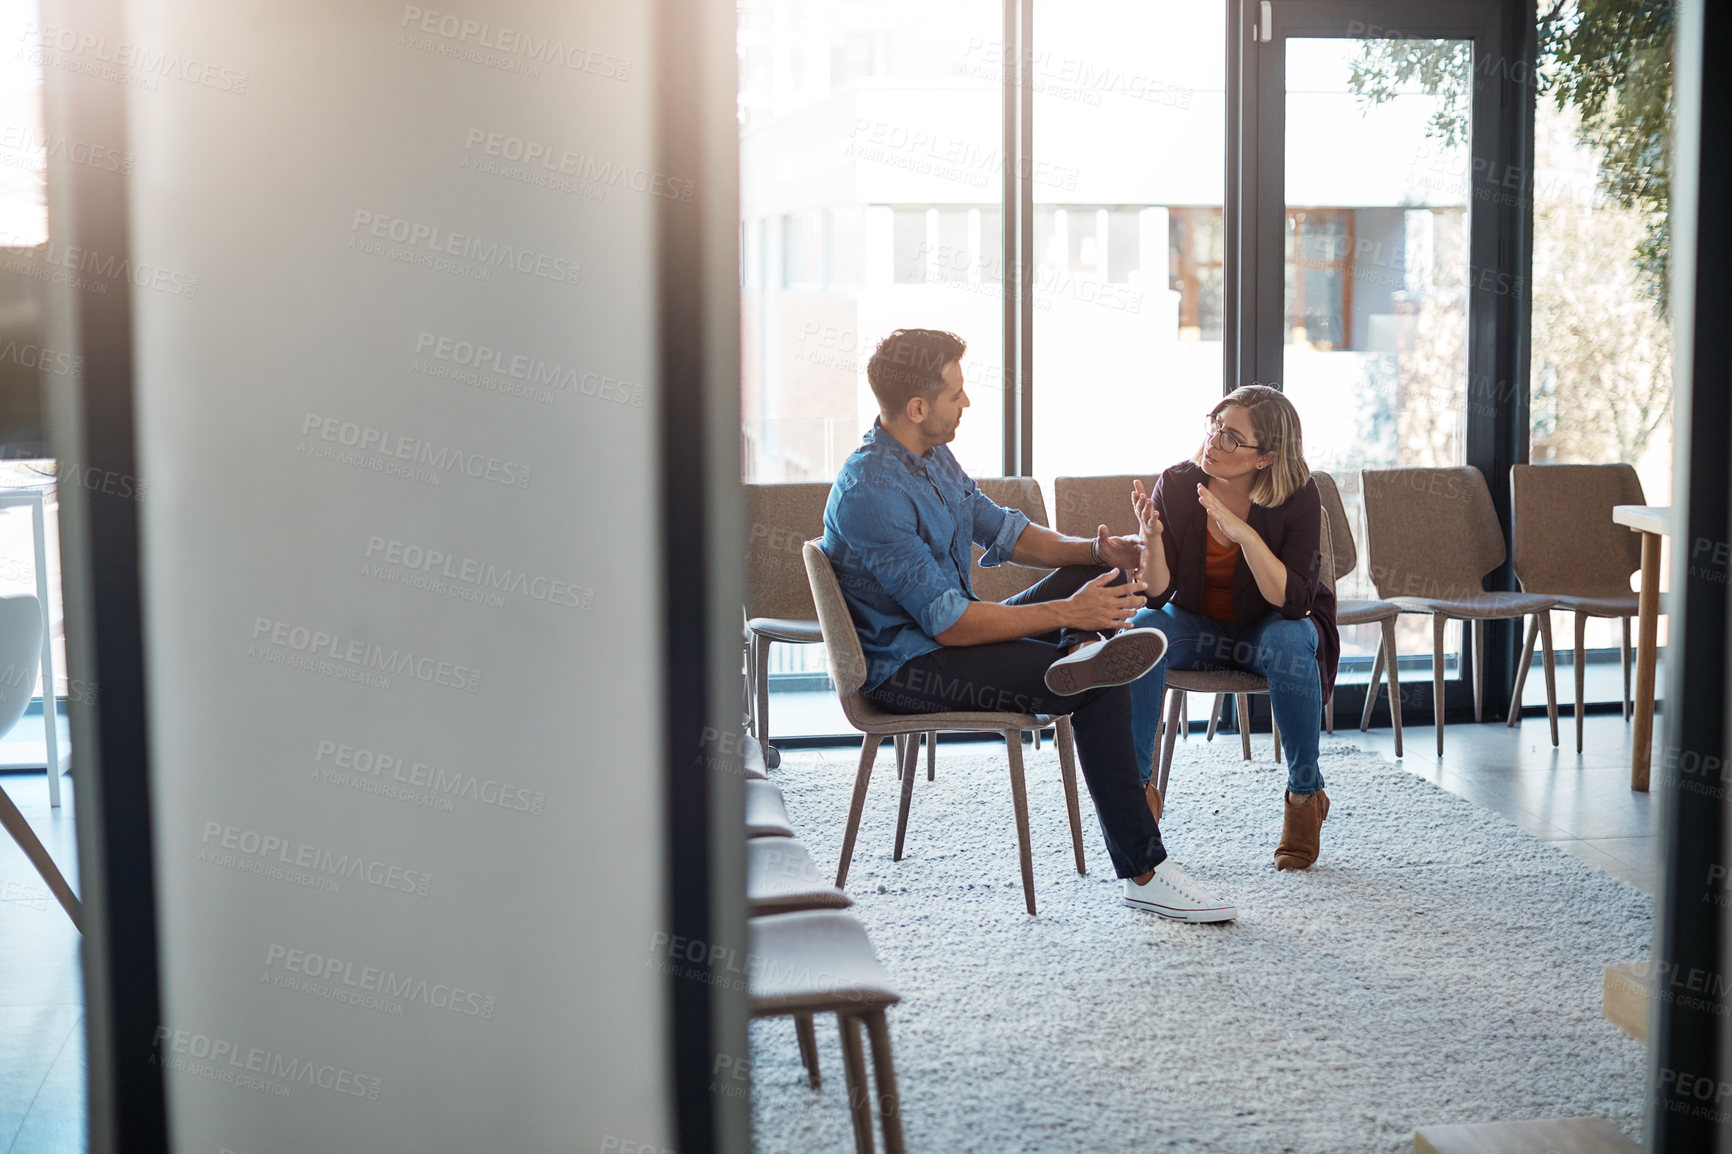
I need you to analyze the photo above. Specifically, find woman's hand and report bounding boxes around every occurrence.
[1131,479,1162,540]
[1196,482,1257,547]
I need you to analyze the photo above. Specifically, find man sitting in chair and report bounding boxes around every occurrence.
[819,327,1234,922]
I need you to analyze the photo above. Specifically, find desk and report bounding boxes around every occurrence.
[0,487,61,806]
[1613,504,1668,791]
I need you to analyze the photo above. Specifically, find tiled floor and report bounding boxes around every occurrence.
[0,706,1657,1152]
[0,767,84,1154]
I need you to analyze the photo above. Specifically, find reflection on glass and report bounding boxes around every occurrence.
[1278,36,1472,672]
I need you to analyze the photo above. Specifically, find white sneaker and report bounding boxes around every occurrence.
[1123,859,1236,923]
[1045,627,1167,695]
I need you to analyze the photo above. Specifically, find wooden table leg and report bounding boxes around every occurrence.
[1631,530,1662,792]
[0,785,80,929]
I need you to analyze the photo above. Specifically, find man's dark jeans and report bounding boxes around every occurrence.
[866,565,1167,879]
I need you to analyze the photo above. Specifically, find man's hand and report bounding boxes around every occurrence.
[1063,569,1149,632]
[1094,524,1143,572]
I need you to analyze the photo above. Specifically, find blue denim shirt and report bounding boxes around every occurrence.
[821,421,1030,692]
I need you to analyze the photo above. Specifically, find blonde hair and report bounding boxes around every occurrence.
[1191,384,1310,507]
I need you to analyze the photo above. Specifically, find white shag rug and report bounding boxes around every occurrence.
[749,738,1651,1154]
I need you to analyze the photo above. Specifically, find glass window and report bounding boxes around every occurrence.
[892,208,928,284]
[1032,1,1227,491]
[1521,19,1673,706]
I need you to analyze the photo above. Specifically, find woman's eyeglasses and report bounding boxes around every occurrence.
[1203,418,1262,454]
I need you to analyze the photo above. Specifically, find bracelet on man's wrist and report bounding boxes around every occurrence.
[1090,537,1103,566]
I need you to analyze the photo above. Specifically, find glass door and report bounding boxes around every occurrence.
[1236,0,1530,722]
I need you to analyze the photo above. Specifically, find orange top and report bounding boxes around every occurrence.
[1202,531,1240,622]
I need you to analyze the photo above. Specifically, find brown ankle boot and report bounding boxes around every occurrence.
[1274,789,1329,871]
[1145,781,1163,825]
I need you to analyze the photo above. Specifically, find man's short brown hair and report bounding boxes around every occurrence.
[866,329,966,418]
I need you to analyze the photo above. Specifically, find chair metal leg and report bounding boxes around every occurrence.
[753,633,773,747]
[1055,716,1086,874]
[1360,635,1385,732]
[1574,610,1588,754]
[892,731,920,861]
[925,731,936,781]
[1206,693,1224,741]
[1432,614,1447,757]
[839,1013,876,1154]
[1234,693,1252,760]
[1507,615,1538,727]
[795,1013,821,1088]
[1620,615,1633,721]
[1003,730,1037,915]
[864,1009,907,1154]
[1537,611,1560,747]
[836,738,881,888]
[1472,618,1485,723]
[1383,616,1404,758]
[1157,689,1185,796]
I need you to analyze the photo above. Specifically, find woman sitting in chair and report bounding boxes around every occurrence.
[1128,384,1340,870]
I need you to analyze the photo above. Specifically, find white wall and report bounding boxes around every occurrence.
[110,1,677,1148]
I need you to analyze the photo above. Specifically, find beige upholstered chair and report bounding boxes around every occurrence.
[1150,509,1340,795]
[746,779,796,839]
[803,541,1085,915]
[0,593,78,928]
[1509,463,1646,752]
[747,837,853,1089]
[1055,473,1208,738]
[1312,471,1405,757]
[1052,473,1159,540]
[745,483,833,761]
[1360,466,1560,755]
[750,910,906,1153]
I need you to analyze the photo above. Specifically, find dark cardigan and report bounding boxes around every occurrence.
[1144,460,1341,700]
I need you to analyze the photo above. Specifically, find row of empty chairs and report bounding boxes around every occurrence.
[742,732,907,1154]
[748,463,1647,764]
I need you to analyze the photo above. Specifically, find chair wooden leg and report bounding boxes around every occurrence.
[1620,616,1633,721]
[1475,620,1489,720]
[1236,693,1252,761]
[863,1009,907,1154]
[1507,614,1538,727]
[1537,611,1560,747]
[0,785,80,929]
[1325,691,1335,735]
[1157,689,1185,796]
[1432,614,1447,757]
[1180,692,1190,740]
[893,734,906,780]
[1055,716,1086,874]
[1033,728,1041,751]
[1360,635,1386,732]
[1206,693,1225,741]
[838,1013,876,1154]
[925,731,936,781]
[1383,616,1404,758]
[893,731,920,861]
[1272,711,1282,764]
[836,738,880,888]
[753,633,773,747]
[1574,610,1588,754]
[795,1013,821,1088]
[1003,730,1037,915]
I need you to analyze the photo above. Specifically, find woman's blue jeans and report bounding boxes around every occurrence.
[1128,602,1325,797]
